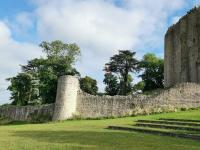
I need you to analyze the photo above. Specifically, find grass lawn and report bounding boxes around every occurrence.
[0,109,200,150]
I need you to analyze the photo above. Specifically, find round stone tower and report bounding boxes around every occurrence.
[52,75,79,121]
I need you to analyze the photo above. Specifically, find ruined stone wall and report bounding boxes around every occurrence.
[77,83,200,118]
[165,7,200,87]
[1,76,200,121]
[76,91,136,118]
[0,104,54,121]
[0,75,81,122]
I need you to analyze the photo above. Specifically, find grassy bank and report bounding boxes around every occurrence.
[0,109,200,150]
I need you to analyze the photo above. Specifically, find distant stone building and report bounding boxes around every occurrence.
[164,7,200,87]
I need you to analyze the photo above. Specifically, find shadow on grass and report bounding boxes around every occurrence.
[11,130,141,149]
[0,118,31,126]
[12,130,130,143]
[10,130,200,150]
[0,117,52,126]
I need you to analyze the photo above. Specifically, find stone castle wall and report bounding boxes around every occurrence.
[76,83,200,118]
[1,76,200,122]
[76,91,136,118]
[0,104,54,121]
[164,7,200,87]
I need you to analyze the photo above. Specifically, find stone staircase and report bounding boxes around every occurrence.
[108,119,200,141]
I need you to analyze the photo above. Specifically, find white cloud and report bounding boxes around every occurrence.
[32,0,186,91]
[15,12,35,33]
[4,12,35,36]
[0,0,188,103]
[0,21,11,44]
[0,21,42,104]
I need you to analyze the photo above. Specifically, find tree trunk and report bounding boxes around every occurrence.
[123,67,128,95]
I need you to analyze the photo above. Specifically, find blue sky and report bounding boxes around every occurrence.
[0,0,200,104]
[0,0,34,18]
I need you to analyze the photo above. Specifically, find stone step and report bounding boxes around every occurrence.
[159,118,200,123]
[135,123,200,132]
[137,120,200,127]
[108,126,200,141]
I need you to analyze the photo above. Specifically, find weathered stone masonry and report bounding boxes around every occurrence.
[0,104,54,121]
[165,7,200,87]
[1,76,200,121]
[52,76,79,121]
[76,82,200,118]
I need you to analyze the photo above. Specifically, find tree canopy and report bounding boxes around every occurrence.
[103,73,119,96]
[80,76,98,95]
[7,40,81,105]
[7,41,165,105]
[139,53,164,92]
[105,50,139,95]
[7,73,39,106]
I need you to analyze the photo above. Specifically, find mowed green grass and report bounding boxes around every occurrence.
[0,110,200,150]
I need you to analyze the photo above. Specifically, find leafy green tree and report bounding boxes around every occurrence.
[139,53,164,92]
[39,40,80,77]
[80,76,98,95]
[22,58,80,104]
[118,74,133,95]
[132,81,145,93]
[7,73,39,106]
[8,40,81,105]
[105,50,139,95]
[103,73,119,96]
